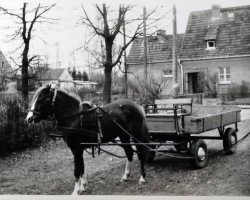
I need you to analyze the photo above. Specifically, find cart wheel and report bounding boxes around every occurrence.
[190,139,208,169]
[223,128,237,154]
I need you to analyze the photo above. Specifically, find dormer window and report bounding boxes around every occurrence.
[205,26,219,50]
[206,40,216,50]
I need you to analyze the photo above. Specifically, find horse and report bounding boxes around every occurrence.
[26,85,151,195]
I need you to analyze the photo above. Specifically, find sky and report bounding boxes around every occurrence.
[0,0,249,74]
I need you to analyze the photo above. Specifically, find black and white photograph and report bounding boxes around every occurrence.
[0,0,249,198]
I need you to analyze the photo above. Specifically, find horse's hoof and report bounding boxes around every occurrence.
[121,173,130,182]
[138,175,146,184]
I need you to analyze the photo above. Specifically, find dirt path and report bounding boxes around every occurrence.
[0,120,249,196]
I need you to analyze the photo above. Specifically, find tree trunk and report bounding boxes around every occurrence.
[102,38,113,105]
[22,44,29,109]
[103,67,112,105]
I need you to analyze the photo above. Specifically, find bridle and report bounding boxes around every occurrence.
[28,88,58,120]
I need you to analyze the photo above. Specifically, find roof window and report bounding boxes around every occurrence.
[206,40,216,50]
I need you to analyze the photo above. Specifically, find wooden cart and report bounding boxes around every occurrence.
[145,98,241,168]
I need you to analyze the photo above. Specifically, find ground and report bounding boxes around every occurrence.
[0,120,249,196]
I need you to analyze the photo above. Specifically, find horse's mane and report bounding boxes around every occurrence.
[32,86,81,105]
[57,88,81,104]
[32,86,47,102]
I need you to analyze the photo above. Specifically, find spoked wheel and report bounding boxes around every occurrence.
[190,139,208,169]
[223,128,237,154]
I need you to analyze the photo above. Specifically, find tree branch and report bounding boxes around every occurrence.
[0,7,23,20]
[81,4,106,37]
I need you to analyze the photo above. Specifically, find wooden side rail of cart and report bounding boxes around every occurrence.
[145,98,193,135]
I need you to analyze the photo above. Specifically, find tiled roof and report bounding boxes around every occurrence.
[127,33,184,64]
[38,68,66,80]
[180,5,250,60]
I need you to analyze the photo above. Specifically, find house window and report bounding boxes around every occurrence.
[219,67,231,84]
[163,69,173,78]
[206,40,216,50]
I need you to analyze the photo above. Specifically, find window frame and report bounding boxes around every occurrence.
[206,40,216,50]
[163,69,173,78]
[219,67,231,84]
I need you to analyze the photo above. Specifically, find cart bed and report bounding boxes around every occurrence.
[184,105,241,134]
[146,103,241,135]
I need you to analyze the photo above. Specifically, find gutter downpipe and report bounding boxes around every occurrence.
[178,59,184,94]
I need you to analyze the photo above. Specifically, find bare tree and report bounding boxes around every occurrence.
[81,4,152,104]
[0,3,56,107]
[129,73,170,103]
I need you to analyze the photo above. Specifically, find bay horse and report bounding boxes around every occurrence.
[26,85,150,194]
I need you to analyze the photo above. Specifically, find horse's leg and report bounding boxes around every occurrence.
[71,145,87,195]
[121,139,134,181]
[135,144,146,184]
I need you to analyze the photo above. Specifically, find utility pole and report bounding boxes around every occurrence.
[123,19,128,98]
[172,4,178,96]
[143,6,148,85]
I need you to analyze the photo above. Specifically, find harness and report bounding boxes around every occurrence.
[56,105,104,144]
[29,89,105,156]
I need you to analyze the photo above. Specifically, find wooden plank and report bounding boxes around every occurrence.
[155,98,193,105]
[204,114,221,131]
[147,121,176,132]
[184,117,204,134]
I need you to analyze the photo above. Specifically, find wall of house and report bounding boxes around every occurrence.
[182,56,250,95]
[127,62,176,96]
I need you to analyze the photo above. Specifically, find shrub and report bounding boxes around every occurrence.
[200,72,219,98]
[0,97,53,156]
[227,83,240,101]
[241,80,250,97]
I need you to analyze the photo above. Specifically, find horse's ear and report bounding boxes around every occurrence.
[46,84,51,90]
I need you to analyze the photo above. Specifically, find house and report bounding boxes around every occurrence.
[73,80,97,90]
[180,5,250,96]
[127,30,184,96]
[127,5,250,98]
[0,51,13,91]
[37,68,74,89]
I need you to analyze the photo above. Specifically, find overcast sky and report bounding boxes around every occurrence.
[0,0,249,73]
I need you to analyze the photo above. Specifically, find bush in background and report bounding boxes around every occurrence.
[241,80,250,97]
[227,83,240,101]
[0,97,53,156]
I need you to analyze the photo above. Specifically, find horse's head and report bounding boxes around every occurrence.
[26,85,56,123]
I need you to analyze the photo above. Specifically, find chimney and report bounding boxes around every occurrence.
[211,4,221,21]
[156,29,166,36]
[156,29,166,43]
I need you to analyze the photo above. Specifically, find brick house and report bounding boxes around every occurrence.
[127,30,184,96]
[127,5,250,98]
[37,68,74,89]
[180,5,250,96]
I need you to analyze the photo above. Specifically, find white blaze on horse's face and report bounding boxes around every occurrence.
[26,96,38,123]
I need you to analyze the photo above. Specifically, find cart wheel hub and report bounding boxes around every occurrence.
[197,147,206,161]
[231,136,236,145]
